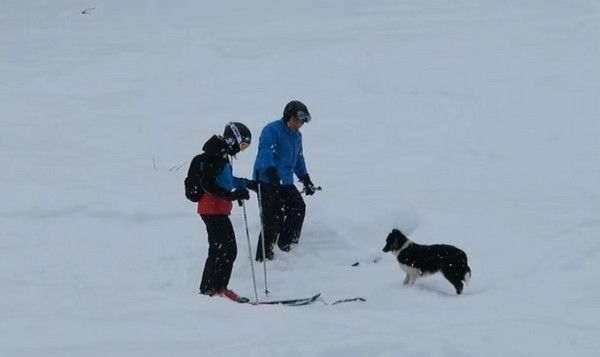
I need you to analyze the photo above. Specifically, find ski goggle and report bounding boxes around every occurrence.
[239,141,250,151]
[295,111,311,123]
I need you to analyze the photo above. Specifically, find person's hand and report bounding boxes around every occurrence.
[265,166,280,186]
[244,179,258,192]
[304,182,317,195]
[231,187,250,201]
[300,174,317,195]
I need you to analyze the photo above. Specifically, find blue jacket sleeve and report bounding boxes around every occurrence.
[232,176,247,189]
[254,125,277,178]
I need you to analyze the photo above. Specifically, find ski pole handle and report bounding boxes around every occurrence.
[301,186,322,194]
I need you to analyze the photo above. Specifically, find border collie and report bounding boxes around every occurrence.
[382,229,471,294]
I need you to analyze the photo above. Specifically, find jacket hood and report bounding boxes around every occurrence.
[202,135,229,157]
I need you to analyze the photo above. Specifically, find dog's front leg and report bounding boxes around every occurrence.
[407,272,417,286]
[401,265,419,286]
[403,273,410,285]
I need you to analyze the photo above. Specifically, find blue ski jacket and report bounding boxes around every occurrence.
[252,118,308,185]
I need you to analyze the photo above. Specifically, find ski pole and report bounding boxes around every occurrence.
[230,160,260,301]
[257,182,270,296]
[240,200,259,303]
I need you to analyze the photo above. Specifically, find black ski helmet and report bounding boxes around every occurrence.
[223,122,252,155]
[283,100,311,123]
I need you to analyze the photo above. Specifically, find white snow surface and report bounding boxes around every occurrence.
[2,1,600,356]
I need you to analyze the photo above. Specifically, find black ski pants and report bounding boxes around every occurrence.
[255,184,306,261]
[199,214,237,294]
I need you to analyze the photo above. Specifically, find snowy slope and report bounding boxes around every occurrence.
[2,1,600,356]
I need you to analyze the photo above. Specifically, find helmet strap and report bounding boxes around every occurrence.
[227,122,243,150]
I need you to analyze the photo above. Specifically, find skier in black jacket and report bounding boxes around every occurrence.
[187,122,255,301]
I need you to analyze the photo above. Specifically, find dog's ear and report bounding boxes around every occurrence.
[392,228,401,234]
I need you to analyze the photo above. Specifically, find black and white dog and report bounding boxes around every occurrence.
[382,229,471,294]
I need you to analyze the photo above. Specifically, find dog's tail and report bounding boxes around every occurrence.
[463,267,472,285]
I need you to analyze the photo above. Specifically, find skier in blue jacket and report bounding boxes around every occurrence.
[252,100,318,261]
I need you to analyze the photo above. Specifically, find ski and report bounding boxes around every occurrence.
[249,293,321,306]
[217,293,363,306]
[332,297,366,305]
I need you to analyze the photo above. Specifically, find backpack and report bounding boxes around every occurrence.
[184,154,205,202]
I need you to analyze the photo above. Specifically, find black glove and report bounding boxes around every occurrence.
[245,179,258,192]
[299,174,316,195]
[265,166,280,185]
[231,187,250,201]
